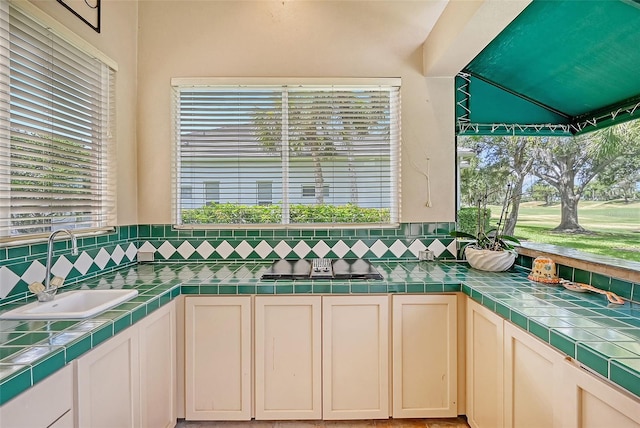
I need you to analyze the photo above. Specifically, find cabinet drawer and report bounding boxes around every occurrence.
[0,364,73,428]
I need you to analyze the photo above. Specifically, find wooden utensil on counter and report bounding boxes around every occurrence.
[560,279,625,305]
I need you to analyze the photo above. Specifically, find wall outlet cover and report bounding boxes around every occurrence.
[137,251,155,262]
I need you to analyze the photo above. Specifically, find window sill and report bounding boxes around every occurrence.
[173,223,401,230]
[517,242,640,283]
[0,227,116,248]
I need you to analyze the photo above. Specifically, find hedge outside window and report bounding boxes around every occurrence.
[173,79,400,226]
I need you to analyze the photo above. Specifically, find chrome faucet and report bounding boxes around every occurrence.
[41,229,78,300]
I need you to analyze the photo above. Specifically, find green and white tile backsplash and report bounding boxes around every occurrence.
[0,226,139,299]
[0,222,457,299]
[136,222,457,262]
[1,222,634,303]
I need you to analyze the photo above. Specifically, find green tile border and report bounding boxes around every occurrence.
[64,335,92,361]
[294,284,312,294]
[550,330,576,358]
[181,285,200,295]
[576,344,609,377]
[32,348,66,384]
[610,359,640,397]
[528,319,550,342]
[0,366,31,404]
[91,322,114,347]
[510,310,528,330]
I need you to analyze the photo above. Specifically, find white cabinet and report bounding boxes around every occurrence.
[50,410,74,427]
[75,301,176,428]
[322,295,389,420]
[184,296,252,421]
[503,321,564,428]
[467,300,563,428]
[139,301,177,428]
[562,359,640,428]
[1,301,177,428]
[254,295,322,420]
[392,294,458,418]
[466,298,504,428]
[0,364,74,428]
[467,296,640,428]
[182,294,462,422]
[76,323,140,428]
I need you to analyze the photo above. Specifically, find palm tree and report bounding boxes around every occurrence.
[255,89,391,206]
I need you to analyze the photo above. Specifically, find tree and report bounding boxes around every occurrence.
[458,135,536,235]
[253,96,336,205]
[592,139,640,203]
[459,152,508,206]
[10,134,94,235]
[255,90,390,206]
[530,182,557,205]
[531,120,640,232]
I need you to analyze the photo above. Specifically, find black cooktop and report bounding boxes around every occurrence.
[261,258,383,280]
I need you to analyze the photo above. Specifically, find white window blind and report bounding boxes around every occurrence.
[173,82,400,226]
[0,3,116,239]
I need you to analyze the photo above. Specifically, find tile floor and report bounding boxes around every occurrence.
[176,417,471,428]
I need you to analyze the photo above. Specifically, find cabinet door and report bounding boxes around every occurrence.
[255,295,322,420]
[0,364,73,428]
[562,359,640,428]
[139,301,176,428]
[49,409,74,428]
[322,295,389,420]
[76,325,140,428]
[392,294,457,418]
[466,298,504,428]
[185,296,252,421]
[503,322,564,428]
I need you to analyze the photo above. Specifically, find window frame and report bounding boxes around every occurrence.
[256,180,273,206]
[301,184,330,199]
[171,78,401,229]
[204,180,220,204]
[0,1,117,242]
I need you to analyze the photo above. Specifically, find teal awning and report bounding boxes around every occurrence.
[456,0,640,136]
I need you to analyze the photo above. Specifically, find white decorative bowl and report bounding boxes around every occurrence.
[464,247,517,272]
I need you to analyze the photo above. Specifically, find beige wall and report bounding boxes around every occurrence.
[21,0,522,227]
[136,0,457,224]
[26,0,139,226]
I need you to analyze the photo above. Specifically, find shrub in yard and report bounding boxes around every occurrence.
[457,207,491,235]
[182,203,390,224]
[182,203,281,224]
[290,203,390,223]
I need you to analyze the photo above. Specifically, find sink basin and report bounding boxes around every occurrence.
[0,289,139,320]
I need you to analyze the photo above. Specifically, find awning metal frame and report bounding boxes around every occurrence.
[456,72,640,136]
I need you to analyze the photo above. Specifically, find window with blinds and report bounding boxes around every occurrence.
[173,82,400,226]
[0,3,116,239]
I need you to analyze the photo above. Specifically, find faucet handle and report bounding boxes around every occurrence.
[28,282,57,302]
[28,282,45,295]
[50,276,65,288]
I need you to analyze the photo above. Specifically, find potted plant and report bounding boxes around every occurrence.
[452,185,521,272]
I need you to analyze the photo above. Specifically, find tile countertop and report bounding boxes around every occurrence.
[0,260,639,405]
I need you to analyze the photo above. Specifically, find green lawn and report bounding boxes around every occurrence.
[487,201,640,262]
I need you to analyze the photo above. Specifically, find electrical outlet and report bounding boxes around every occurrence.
[418,250,434,261]
[137,251,155,262]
